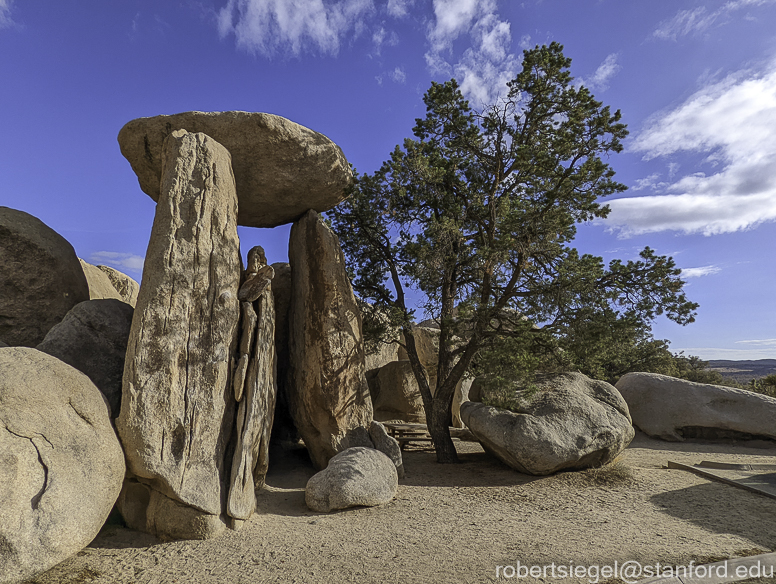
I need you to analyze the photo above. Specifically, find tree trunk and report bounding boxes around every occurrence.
[428,397,459,464]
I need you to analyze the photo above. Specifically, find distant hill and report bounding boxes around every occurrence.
[707,359,776,383]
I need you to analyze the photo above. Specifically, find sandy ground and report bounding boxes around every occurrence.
[26,432,776,584]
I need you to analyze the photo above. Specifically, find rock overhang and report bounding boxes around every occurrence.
[118,111,353,228]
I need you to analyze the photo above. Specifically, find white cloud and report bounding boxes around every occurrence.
[605,60,776,237]
[653,0,776,40]
[630,173,663,192]
[89,252,145,275]
[677,346,776,360]
[680,265,721,278]
[0,0,15,28]
[736,338,776,346]
[579,53,621,91]
[218,0,374,56]
[389,65,406,83]
[387,0,413,18]
[425,0,518,107]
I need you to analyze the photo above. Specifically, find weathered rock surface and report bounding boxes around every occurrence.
[616,372,776,441]
[36,299,134,417]
[460,372,634,475]
[117,478,227,541]
[398,326,440,387]
[228,247,277,521]
[0,207,90,347]
[288,210,374,470]
[369,421,404,479]
[305,447,398,513]
[117,111,352,228]
[0,348,125,583]
[370,360,426,424]
[97,264,140,307]
[79,259,124,302]
[116,130,241,529]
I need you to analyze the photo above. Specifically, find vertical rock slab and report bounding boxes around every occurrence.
[288,210,374,470]
[116,130,241,528]
[228,248,277,520]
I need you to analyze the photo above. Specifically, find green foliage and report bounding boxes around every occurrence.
[328,42,698,462]
[748,373,776,398]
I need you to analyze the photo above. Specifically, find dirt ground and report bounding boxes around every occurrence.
[26,432,776,584]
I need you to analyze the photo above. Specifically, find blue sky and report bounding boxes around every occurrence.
[1,0,775,360]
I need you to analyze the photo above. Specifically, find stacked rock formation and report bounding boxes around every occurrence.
[114,111,372,539]
[116,129,242,539]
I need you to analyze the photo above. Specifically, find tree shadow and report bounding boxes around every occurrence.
[650,481,776,551]
[398,443,544,488]
[630,430,776,454]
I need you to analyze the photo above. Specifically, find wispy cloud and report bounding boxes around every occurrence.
[605,60,776,237]
[653,0,776,40]
[0,0,15,28]
[387,0,413,18]
[389,65,406,83]
[89,252,145,275]
[578,53,621,91]
[678,346,776,360]
[425,0,517,107]
[736,338,776,346]
[680,265,721,278]
[217,0,374,57]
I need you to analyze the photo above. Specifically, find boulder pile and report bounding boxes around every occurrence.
[0,111,406,581]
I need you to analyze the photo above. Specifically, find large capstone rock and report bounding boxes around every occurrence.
[0,348,125,584]
[460,372,634,475]
[117,111,352,228]
[616,372,776,441]
[79,259,125,302]
[0,207,90,347]
[36,299,134,418]
[370,360,426,424]
[305,447,398,513]
[288,210,374,470]
[116,130,241,539]
[97,265,140,307]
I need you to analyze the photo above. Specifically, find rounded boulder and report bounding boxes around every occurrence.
[0,348,125,583]
[0,207,90,347]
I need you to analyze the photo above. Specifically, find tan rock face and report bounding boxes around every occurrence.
[117,111,352,228]
[36,299,134,418]
[0,207,90,347]
[0,348,125,584]
[616,372,776,441]
[228,248,278,521]
[460,372,634,475]
[116,130,241,526]
[79,259,125,302]
[371,360,426,424]
[96,264,140,307]
[288,210,374,470]
[305,447,398,513]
